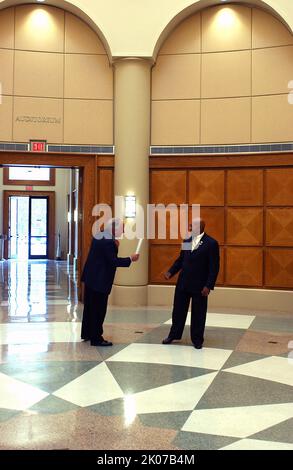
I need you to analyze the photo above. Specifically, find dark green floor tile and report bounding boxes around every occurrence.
[139,411,191,430]
[107,362,213,394]
[87,398,125,416]
[29,395,79,414]
[0,361,98,393]
[204,327,245,350]
[250,317,293,333]
[0,408,20,423]
[222,351,266,369]
[173,431,238,450]
[135,324,245,350]
[250,417,293,444]
[195,371,293,409]
[97,343,129,360]
[134,325,189,345]
[105,309,171,324]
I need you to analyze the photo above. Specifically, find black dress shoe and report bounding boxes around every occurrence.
[194,343,203,349]
[162,336,176,345]
[90,338,113,347]
[81,337,90,342]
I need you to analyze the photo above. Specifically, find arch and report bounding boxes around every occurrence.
[153,0,293,60]
[0,0,112,60]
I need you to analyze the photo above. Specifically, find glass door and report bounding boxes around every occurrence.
[29,197,48,259]
[9,196,29,259]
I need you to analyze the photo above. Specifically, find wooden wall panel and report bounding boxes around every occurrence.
[198,207,225,244]
[226,247,263,286]
[266,208,293,246]
[98,168,113,206]
[149,162,293,289]
[266,168,293,206]
[216,246,225,285]
[189,170,224,205]
[227,208,263,245]
[265,248,293,288]
[149,206,188,245]
[151,170,186,205]
[150,245,181,284]
[227,169,263,206]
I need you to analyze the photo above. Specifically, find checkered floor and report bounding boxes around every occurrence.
[0,260,292,450]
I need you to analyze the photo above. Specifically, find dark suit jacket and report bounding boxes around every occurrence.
[168,233,220,293]
[81,235,131,295]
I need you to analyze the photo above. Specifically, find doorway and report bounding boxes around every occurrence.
[3,191,55,260]
[9,195,49,260]
[0,153,106,298]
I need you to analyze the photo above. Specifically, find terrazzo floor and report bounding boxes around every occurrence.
[0,260,292,450]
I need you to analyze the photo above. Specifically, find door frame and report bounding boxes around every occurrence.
[3,190,55,259]
[0,153,97,290]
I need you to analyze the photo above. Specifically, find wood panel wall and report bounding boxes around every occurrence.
[96,158,114,226]
[149,163,293,289]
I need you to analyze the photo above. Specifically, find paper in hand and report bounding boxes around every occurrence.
[135,239,143,254]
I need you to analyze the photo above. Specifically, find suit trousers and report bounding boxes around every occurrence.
[81,285,109,341]
[168,285,208,345]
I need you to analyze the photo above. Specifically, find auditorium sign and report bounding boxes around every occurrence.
[15,115,62,124]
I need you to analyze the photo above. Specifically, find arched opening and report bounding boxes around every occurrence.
[0,0,112,59]
[153,0,293,59]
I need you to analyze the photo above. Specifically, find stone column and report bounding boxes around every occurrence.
[113,58,152,306]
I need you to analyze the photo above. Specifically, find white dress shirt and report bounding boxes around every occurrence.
[191,232,205,251]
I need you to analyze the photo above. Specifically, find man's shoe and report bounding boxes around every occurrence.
[81,337,90,342]
[194,343,203,349]
[162,336,175,345]
[90,338,113,347]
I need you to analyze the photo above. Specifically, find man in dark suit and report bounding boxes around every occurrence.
[162,218,219,349]
[81,218,139,346]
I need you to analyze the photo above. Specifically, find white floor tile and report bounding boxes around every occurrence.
[0,322,81,345]
[165,312,255,329]
[0,372,48,410]
[224,356,293,387]
[182,403,293,438]
[1,300,69,306]
[106,343,232,370]
[131,372,218,414]
[53,362,124,407]
[221,438,293,450]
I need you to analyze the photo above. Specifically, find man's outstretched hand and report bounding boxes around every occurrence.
[164,271,171,280]
[131,254,140,262]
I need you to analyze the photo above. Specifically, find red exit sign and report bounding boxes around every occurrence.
[30,140,47,152]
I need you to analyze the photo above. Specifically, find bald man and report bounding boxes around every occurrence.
[162,218,219,349]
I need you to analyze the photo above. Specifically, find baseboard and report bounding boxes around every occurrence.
[147,285,293,314]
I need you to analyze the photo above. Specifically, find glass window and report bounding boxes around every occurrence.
[8,167,50,181]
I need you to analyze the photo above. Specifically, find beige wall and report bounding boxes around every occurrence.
[1,2,293,147]
[0,4,113,145]
[1,1,292,59]
[152,4,293,145]
[0,168,70,258]
[148,285,293,314]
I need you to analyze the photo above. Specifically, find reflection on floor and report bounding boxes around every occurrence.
[0,260,293,450]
